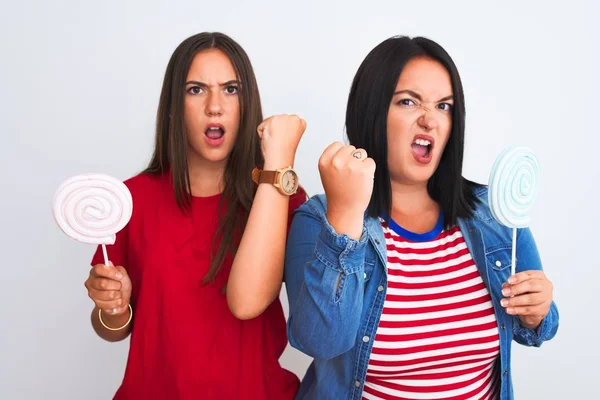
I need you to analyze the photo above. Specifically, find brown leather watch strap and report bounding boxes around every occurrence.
[253,169,278,185]
[252,168,277,185]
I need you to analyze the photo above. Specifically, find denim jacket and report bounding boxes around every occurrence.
[284,186,559,400]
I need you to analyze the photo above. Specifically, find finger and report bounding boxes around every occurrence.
[320,142,345,164]
[507,270,545,284]
[95,298,126,311]
[89,289,122,302]
[114,265,128,278]
[350,148,368,161]
[92,263,124,281]
[502,279,544,296]
[90,261,113,277]
[91,277,122,291]
[363,158,377,174]
[257,116,274,137]
[500,292,545,308]
[300,118,307,131]
[505,303,548,316]
[334,145,357,161]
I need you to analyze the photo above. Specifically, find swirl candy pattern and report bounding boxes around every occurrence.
[52,174,132,265]
[488,146,540,275]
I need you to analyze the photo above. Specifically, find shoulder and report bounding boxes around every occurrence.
[123,172,168,197]
[122,172,171,213]
[467,183,494,223]
[464,183,527,242]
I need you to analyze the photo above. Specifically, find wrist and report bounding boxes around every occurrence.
[263,155,295,170]
[99,304,132,331]
[519,315,543,330]
[326,208,364,241]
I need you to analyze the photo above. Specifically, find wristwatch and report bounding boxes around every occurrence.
[251,166,299,196]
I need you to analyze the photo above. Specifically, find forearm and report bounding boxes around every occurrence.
[285,211,369,359]
[91,306,132,342]
[227,182,290,320]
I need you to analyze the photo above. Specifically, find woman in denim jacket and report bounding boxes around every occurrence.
[284,36,558,400]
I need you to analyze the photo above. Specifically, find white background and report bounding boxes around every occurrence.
[1,0,598,398]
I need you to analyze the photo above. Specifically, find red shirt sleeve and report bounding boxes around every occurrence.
[287,185,308,233]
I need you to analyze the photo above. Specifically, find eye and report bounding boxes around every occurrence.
[398,98,416,107]
[225,85,239,94]
[438,103,453,112]
[187,86,203,95]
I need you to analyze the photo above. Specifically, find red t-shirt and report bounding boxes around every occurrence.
[91,172,306,399]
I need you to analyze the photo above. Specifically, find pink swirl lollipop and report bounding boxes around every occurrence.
[52,174,133,266]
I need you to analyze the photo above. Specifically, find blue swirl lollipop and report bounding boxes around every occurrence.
[488,146,540,275]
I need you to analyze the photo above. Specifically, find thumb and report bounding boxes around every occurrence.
[114,265,128,278]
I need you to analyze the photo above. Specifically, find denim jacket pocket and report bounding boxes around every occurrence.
[485,244,512,288]
[485,244,513,273]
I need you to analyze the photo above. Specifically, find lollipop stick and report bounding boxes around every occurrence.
[511,228,517,276]
[102,244,110,267]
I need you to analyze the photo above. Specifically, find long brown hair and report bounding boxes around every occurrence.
[144,32,263,284]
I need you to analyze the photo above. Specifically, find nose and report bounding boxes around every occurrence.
[417,107,439,131]
[205,92,223,116]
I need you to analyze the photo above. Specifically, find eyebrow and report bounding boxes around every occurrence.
[185,80,240,87]
[393,89,453,102]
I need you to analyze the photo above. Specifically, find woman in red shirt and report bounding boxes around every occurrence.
[83,32,307,399]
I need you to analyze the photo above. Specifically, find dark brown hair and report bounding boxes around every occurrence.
[144,32,263,283]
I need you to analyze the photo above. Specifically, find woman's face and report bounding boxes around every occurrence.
[386,56,454,185]
[184,49,241,166]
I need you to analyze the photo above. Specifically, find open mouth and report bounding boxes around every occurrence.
[411,138,431,157]
[204,124,225,145]
[205,125,225,139]
[411,136,434,164]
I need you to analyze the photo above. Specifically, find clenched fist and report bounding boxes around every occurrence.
[85,263,132,317]
[318,142,376,240]
[257,114,307,169]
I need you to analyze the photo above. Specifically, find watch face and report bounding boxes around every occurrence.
[281,170,298,194]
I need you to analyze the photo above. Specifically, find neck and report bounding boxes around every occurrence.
[187,154,226,197]
[390,179,440,233]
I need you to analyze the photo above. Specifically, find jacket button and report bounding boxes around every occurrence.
[375,239,380,245]
[495,260,502,267]
[355,380,361,387]
[362,336,370,343]
[503,370,508,376]
[377,285,384,292]
[501,323,506,330]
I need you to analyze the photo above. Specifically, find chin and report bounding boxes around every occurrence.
[394,167,435,185]
[202,151,231,164]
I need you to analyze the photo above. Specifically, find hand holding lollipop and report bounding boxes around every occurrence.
[53,173,134,322]
[488,147,553,328]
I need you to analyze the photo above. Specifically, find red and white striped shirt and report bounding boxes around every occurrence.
[363,220,500,400]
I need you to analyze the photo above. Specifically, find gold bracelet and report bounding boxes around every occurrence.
[98,304,133,331]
